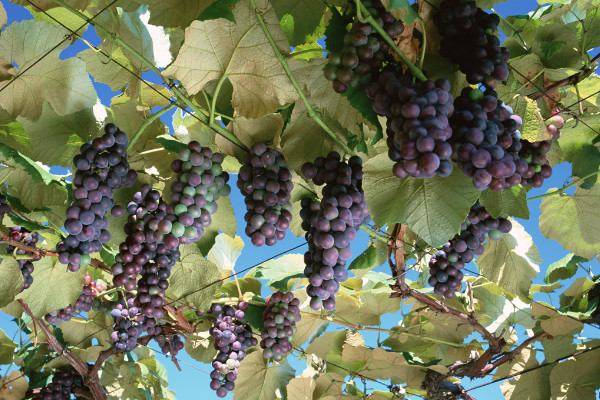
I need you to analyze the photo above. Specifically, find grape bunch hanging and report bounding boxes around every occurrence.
[111,295,143,352]
[301,152,370,310]
[6,226,40,290]
[428,202,512,298]
[238,143,293,246]
[33,368,87,400]
[367,72,455,178]
[324,0,403,93]
[45,273,99,325]
[434,0,510,87]
[260,291,301,361]
[170,141,231,244]
[208,302,257,398]
[57,123,137,272]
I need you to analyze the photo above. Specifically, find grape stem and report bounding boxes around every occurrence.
[359,224,390,243]
[249,0,356,155]
[491,8,528,50]
[51,0,249,153]
[18,299,109,400]
[128,102,176,151]
[527,170,599,201]
[417,17,427,69]
[355,0,428,82]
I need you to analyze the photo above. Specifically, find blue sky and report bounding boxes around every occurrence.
[0,0,598,399]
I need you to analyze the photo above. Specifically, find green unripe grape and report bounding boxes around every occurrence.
[272,306,279,313]
[203,202,214,214]
[469,89,484,102]
[219,185,231,196]
[277,329,286,338]
[273,353,284,362]
[274,314,285,324]
[263,348,273,359]
[534,164,542,173]
[171,222,185,237]
[174,204,188,216]
[180,172,190,184]
[149,286,160,296]
[278,302,288,309]
[184,226,198,239]
[286,314,296,322]
[191,166,205,175]
[291,325,297,334]
[188,205,202,218]
[183,186,196,196]
[211,163,222,176]
[201,158,212,170]
[205,192,214,203]
[179,148,191,162]
[80,254,91,267]
[195,185,208,196]
[489,229,503,241]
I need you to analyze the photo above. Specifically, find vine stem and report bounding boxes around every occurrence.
[249,0,355,155]
[527,171,599,201]
[417,17,427,69]
[128,102,175,151]
[18,299,108,400]
[355,0,428,82]
[52,0,248,153]
[491,8,527,50]
[359,224,390,243]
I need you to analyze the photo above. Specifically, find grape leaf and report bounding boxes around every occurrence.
[479,186,530,219]
[541,40,566,58]
[195,195,237,255]
[217,114,283,160]
[477,219,541,297]
[363,153,480,247]
[348,245,378,271]
[17,103,98,168]
[544,253,587,284]
[555,114,600,163]
[163,1,300,118]
[207,233,244,270]
[8,0,90,11]
[572,144,600,189]
[245,254,306,291]
[532,20,581,69]
[154,135,187,153]
[0,259,24,308]
[498,349,550,400]
[128,0,215,28]
[341,344,408,381]
[540,183,600,259]
[15,257,86,319]
[271,0,325,46]
[0,329,17,364]
[286,377,316,400]
[549,345,600,399]
[233,350,295,400]
[78,46,141,93]
[531,303,583,336]
[198,0,242,23]
[0,3,5,30]
[0,143,62,185]
[0,167,67,211]
[0,371,28,400]
[216,277,261,298]
[169,245,223,312]
[184,330,217,363]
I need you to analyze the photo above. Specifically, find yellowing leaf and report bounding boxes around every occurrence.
[233,350,295,400]
[163,1,299,118]
[0,371,27,400]
[9,0,90,11]
[540,184,600,259]
[498,349,550,400]
[207,233,244,270]
[286,376,316,400]
[549,345,600,399]
[342,345,408,380]
[0,259,24,308]
[478,219,541,297]
[531,303,583,336]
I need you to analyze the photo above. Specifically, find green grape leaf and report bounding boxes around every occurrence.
[499,349,550,400]
[9,0,90,11]
[217,114,283,160]
[571,144,600,189]
[544,253,587,284]
[272,0,325,46]
[549,343,600,398]
[169,245,222,312]
[541,40,566,58]
[164,1,300,118]
[0,371,28,400]
[477,219,541,297]
[348,245,379,271]
[198,0,242,23]
[15,257,86,319]
[0,167,67,212]
[195,195,237,255]
[217,277,262,298]
[0,143,62,185]
[363,153,480,247]
[555,114,600,163]
[246,254,306,291]
[7,214,53,233]
[18,103,98,168]
[133,0,215,28]
[532,302,583,336]
[479,186,530,219]
[323,5,345,54]
[0,259,24,308]
[184,331,217,363]
[335,291,401,326]
[540,183,600,259]
[233,350,295,400]
[154,135,187,153]
[475,0,509,9]
[78,46,140,93]
[532,20,581,69]
[0,329,17,364]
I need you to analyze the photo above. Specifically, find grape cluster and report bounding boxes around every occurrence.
[428,202,512,298]
[155,333,184,356]
[111,185,180,321]
[238,143,293,246]
[518,139,553,188]
[58,123,137,272]
[110,296,143,352]
[324,0,403,93]
[170,141,231,245]
[208,302,257,398]
[301,152,370,310]
[45,281,97,325]
[367,72,455,178]
[6,226,40,290]
[33,368,87,400]
[434,0,510,88]
[450,88,529,190]
[259,292,300,361]
[0,194,10,216]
